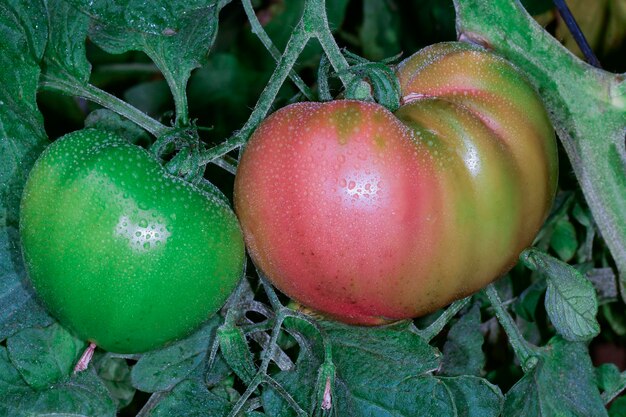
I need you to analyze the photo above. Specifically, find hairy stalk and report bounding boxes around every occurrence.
[485,284,538,373]
[198,22,311,164]
[200,0,358,165]
[416,297,471,342]
[40,77,169,138]
[241,0,315,100]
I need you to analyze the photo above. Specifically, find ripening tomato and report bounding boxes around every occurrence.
[20,129,245,352]
[234,42,558,325]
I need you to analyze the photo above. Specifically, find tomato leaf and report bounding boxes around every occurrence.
[0,346,116,417]
[130,315,221,393]
[0,0,52,342]
[513,279,547,322]
[502,337,607,417]
[261,335,321,417]
[436,376,504,417]
[333,374,502,417]
[68,0,226,123]
[521,248,600,342]
[264,319,462,416]
[94,354,136,409]
[596,363,622,394]
[6,323,86,390]
[549,217,578,262]
[611,396,626,417]
[440,303,486,377]
[41,0,91,87]
[144,378,231,417]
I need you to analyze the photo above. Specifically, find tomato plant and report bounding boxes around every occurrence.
[2,0,622,414]
[19,129,245,353]
[234,42,559,325]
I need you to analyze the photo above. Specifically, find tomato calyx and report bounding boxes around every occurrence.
[150,123,211,183]
[73,342,97,374]
[322,49,402,113]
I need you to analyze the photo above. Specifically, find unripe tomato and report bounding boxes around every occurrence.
[20,129,245,353]
[234,42,558,325]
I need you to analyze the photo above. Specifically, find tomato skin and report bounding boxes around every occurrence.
[20,129,245,353]
[235,42,558,325]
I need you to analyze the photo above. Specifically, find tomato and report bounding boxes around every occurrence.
[234,42,558,325]
[20,129,245,353]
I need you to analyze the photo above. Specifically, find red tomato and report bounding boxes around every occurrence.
[234,42,557,325]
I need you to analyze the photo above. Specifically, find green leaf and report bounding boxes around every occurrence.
[596,363,621,393]
[550,217,578,262]
[573,203,596,263]
[437,376,504,417]
[360,0,401,61]
[521,248,600,341]
[440,304,485,377]
[324,321,441,386]
[261,337,320,417]
[145,378,230,417]
[131,315,220,393]
[0,347,116,417]
[503,337,607,417]
[7,323,85,390]
[217,321,257,385]
[332,375,454,417]
[94,354,135,409]
[264,319,444,416]
[513,279,547,322]
[610,396,626,417]
[0,346,31,413]
[41,0,91,86]
[71,0,226,125]
[0,0,52,342]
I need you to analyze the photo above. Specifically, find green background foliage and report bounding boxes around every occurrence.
[0,0,624,416]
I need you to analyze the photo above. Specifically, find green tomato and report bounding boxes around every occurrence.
[20,129,244,353]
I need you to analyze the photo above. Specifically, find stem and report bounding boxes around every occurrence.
[485,284,538,373]
[416,297,471,342]
[211,155,238,175]
[264,374,308,416]
[304,0,354,88]
[144,48,190,127]
[241,0,314,100]
[40,77,169,138]
[227,373,263,417]
[198,23,311,164]
[552,0,601,68]
[259,274,285,311]
[136,392,166,417]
